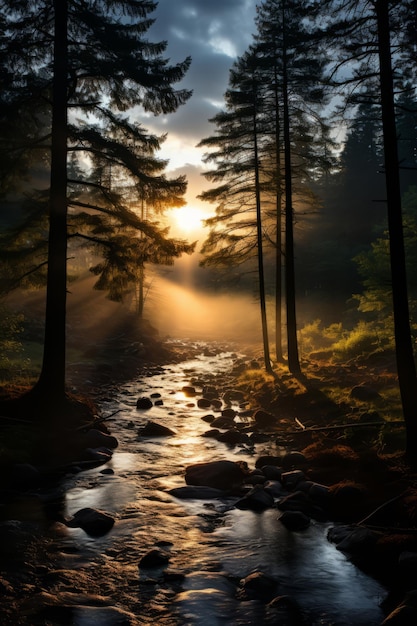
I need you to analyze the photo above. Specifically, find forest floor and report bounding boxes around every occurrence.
[1,321,417,623]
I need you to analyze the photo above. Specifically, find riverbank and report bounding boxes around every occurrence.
[0,339,416,624]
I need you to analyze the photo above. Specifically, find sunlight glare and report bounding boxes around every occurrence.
[173,206,205,233]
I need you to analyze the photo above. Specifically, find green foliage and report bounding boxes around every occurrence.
[299,318,393,361]
[331,320,388,360]
[299,319,344,354]
[352,186,417,344]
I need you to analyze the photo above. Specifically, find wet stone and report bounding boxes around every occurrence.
[197,398,212,409]
[217,429,246,445]
[250,432,272,443]
[168,486,226,499]
[253,409,276,428]
[139,547,170,569]
[279,510,311,531]
[235,485,275,512]
[66,508,115,537]
[136,397,153,409]
[211,416,235,429]
[239,571,279,601]
[277,491,311,514]
[282,451,307,470]
[267,595,305,625]
[261,465,283,481]
[281,470,305,490]
[185,460,248,490]
[223,389,246,404]
[256,455,282,469]
[138,420,176,437]
[201,428,221,439]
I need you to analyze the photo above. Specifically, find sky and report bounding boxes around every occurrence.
[138,0,258,230]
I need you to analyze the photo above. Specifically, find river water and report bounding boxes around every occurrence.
[51,343,386,625]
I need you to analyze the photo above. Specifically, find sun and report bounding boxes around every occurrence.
[172,206,206,233]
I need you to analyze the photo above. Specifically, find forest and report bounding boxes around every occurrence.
[1,1,417,624]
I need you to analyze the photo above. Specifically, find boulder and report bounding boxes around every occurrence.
[217,430,248,445]
[350,385,381,401]
[255,455,282,469]
[138,421,176,437]
[83,429,118,450]
[136,397,153,409]
[223,389,246,404]
[280,470,305,490]
[239,571,279,601]
[83,447,113,463]
[264,480,284,498]
[277,491,311,514]
[202,385,219,398]
[66,508,115,537]
[201,429,221,439]
[168,486,226,499]
[185,460,248,490]
[197,398,212,409]
[253,409,276,428]
[139,547,170,569]
[328,524,377,556]
[308,482,330,503]
[279,511,310,531]
[261,465,283,481]
[282,451,307,470]
[235,485,275,512]
[211,416,235,429]
[245,473,267,486]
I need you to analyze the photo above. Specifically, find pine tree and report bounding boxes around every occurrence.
[0,0,192,416]
[323,0,417,459]
[255,0,332,372]
[198,50,273,372]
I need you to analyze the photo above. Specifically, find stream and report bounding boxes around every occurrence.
[5,342,389,625]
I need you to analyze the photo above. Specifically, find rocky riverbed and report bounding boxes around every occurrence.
[1,341,416,625]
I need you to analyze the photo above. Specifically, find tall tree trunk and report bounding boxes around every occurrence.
[376,0,417,460]
[282,1,301,375]
[253,92,273,373]
[137,265,145,316]
[136,195,146,317]
[34,0,68,405]
[273,65,284,362]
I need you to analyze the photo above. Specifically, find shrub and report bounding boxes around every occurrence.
[331,321,382,360]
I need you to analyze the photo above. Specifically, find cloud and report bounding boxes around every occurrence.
[143,0,256,142]
[133,1,257,211]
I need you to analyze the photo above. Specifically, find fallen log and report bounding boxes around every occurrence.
[290,418,404,434]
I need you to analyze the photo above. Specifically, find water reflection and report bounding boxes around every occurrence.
[60,345,387,625]
[204,508,386,624]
